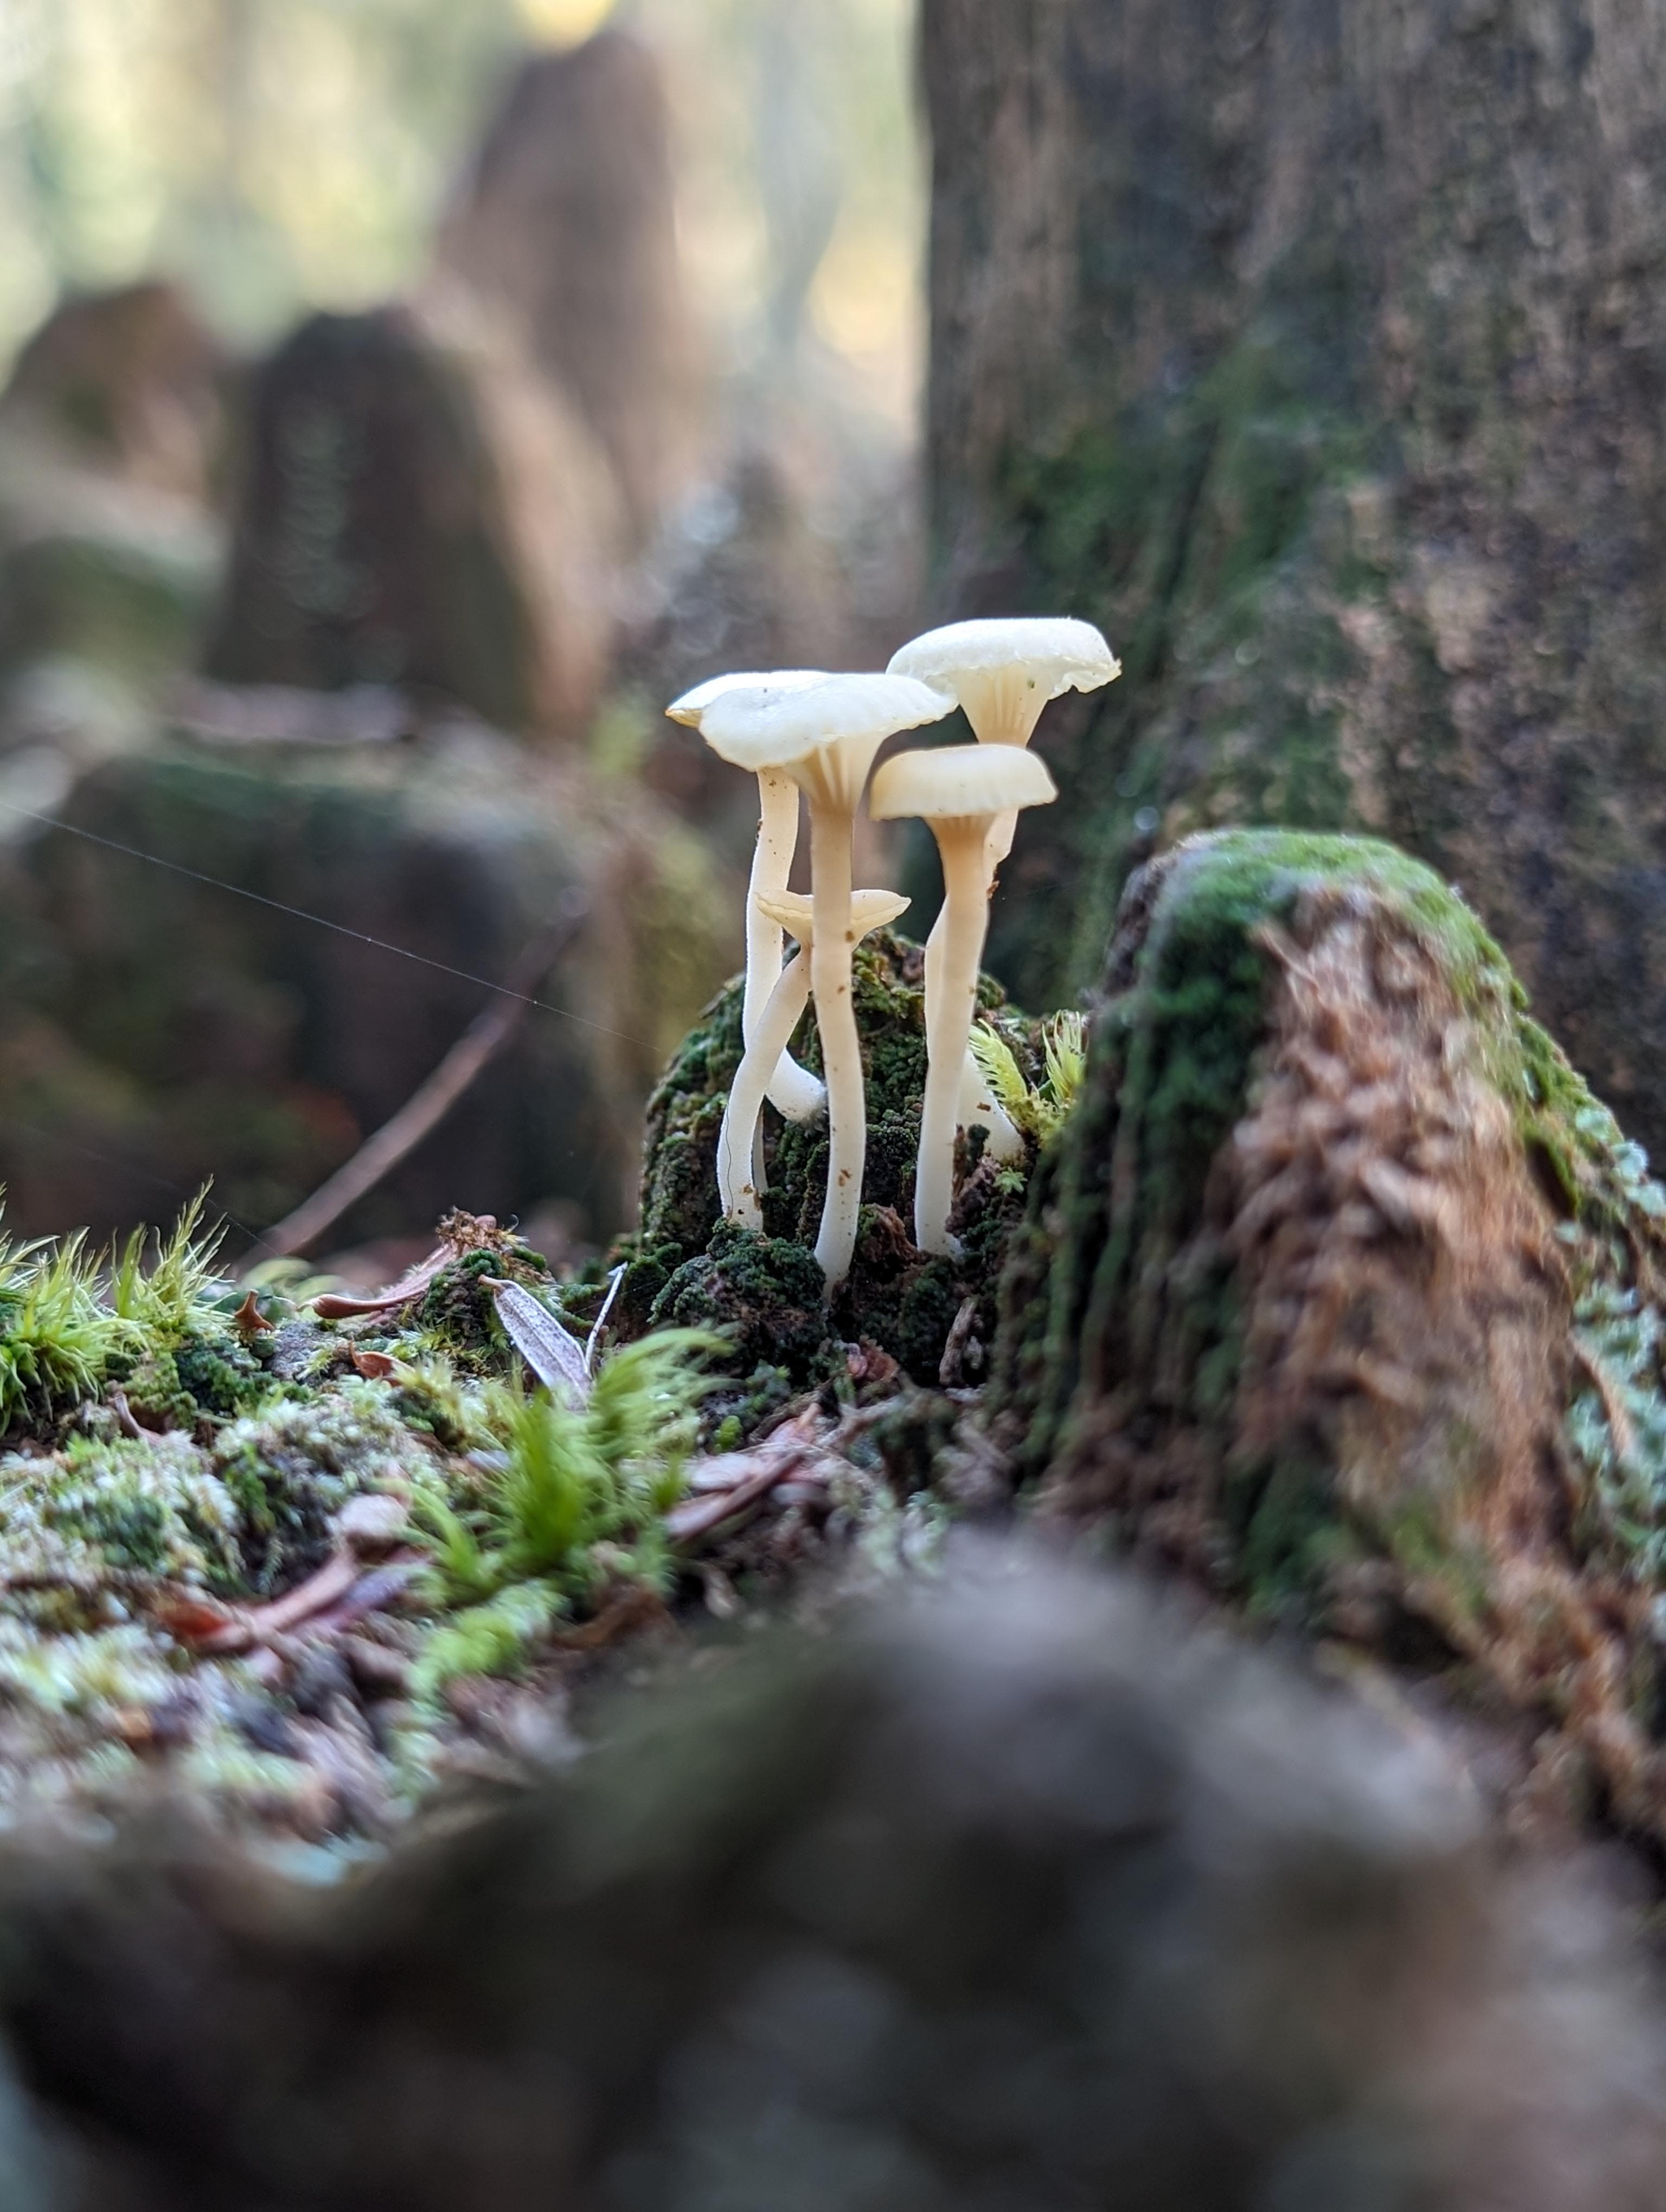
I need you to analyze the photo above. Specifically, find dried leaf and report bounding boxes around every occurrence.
[350,1346,399,1380]
[153,1593,247,1650]
[484,1277,589,1406]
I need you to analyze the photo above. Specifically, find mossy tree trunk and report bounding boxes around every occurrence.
[921,0,1666,1163]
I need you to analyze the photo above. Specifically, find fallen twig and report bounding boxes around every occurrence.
[262,896,588,1257]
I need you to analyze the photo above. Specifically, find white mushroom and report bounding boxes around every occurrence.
[869,744,1057,1256]
[668,670,829,1125]
[716,888,909,1231]
[701,672,953,1288]
[887,613,1119,760]
[887,618,1119,1158]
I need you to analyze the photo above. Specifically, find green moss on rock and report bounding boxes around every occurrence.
[630,929,1043,1394]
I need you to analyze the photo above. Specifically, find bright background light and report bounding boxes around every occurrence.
[0,0,922,429]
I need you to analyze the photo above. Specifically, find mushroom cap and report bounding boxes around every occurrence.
[701,671,953,813]
[665,669,829,728]
[869,742,1058,824]
[887,618,1118,704]
[758,888,910,942]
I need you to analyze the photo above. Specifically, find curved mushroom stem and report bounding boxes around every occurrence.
[717,950,812,1230]
[923,830,1021,1159]
[957,1052,1025,1163]
[809,804,864,1288]
[916,818,993,1255]
[748,770,825,1125]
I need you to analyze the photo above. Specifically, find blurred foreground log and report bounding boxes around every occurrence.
[3,1549,1663,2210]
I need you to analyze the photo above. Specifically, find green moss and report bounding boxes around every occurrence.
[649,1221,829,1380]
[629,929,1040,1405]
[0,1430,242,1622]
[1226,1449,1355,1623]
[118,1329,268,1427]
[403,1233,559,1371]
[0,1232,120,1435]
[994,830,1536,1489]
[971,294,1388,1010]
[210,1384,431,1596]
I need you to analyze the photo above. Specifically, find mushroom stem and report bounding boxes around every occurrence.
[808,803,864,1288]
[924,839,1022,1161]
[916,819,991,1255]
[747,770,825,1124]
[717,950,812,1230]
[957,1052,1025,1163]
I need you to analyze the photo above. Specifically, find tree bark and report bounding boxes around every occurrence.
[922,0,1666,1160]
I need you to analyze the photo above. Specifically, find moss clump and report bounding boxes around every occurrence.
[0,1194,733,1848]
[211,1384,433,1597]
[629,930,1045,1399]
[114,1329,270,1429]
[992,829,1524,1487]
[649,1221,829,1380]
[0,1232,121,1436]
[0,1431,243,1628]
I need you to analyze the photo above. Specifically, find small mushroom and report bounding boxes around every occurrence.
[701,672,952,1286]
[870,744,1058,1255]
[887,618,1119,1155]
[716,887,909,1230]
[669,670,829,1124]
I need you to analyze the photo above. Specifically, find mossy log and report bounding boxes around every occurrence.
[991,829,1666,1840]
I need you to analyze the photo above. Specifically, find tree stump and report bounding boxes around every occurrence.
[435,29,699,554]
[992,829,1666,1841]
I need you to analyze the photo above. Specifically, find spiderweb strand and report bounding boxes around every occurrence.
[0,798,652,1050]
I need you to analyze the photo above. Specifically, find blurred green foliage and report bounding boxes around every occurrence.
[0,0,921,415]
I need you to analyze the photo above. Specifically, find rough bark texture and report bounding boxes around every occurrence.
[921,0,1666,1164]
[990,830,1666,1845]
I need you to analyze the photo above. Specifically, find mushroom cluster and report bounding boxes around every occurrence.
[668,620,1119,1290]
